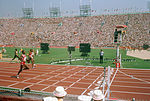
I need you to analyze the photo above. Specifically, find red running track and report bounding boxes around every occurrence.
[0,62,150,100]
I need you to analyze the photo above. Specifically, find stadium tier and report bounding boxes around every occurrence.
[0,13,150,48]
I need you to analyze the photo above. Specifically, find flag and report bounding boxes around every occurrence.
[101,22,105,26]
[125,22,128,26]
[58,22,62,26]
[116,25,127,28]
[51,32,55,34]
[97,30,102,34]
[74,32,78,35]
[10,32,15,35]
[31,32,34,35]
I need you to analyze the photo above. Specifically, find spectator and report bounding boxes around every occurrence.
[0,13,150,48]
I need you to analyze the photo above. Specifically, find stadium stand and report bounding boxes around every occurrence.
[0,13,150,48]
[0,13,150,101]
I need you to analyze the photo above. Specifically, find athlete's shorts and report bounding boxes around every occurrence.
[20,61,25,65]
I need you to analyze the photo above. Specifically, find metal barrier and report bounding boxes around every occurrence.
[0,86,78,101]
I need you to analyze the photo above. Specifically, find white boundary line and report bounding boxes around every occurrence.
[118,68,150,70]
[8,66,70,88]
[111,84,150,89]
[0,67,104,88]
[40,66,79,91]
[118,69,150,84]
[23,65,76,89]
[41,66,88,91]
[0,79,18,83]
[113,77,150,81]
[111,90,150,95]
[108,80,150,84]
[81,71,104,95]
[64,67,98,91]
[62,67,89,90]
[0,71,37,76]
[0,76,55,88]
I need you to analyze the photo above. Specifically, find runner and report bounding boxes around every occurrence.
[16,50,29,78]
[19,48,23,53]
[11,49,19,62]
[28,49,35,68]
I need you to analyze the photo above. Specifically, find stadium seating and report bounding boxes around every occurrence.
[0,13,150,48]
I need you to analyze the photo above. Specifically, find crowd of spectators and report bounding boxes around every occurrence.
[0,13,150,48]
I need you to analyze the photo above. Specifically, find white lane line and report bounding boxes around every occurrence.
[65,67,98,91]
[22,66,74,89]
[117,73,150,75]
[0,71,38,77]
[81,71,104,95]
[113,77,150,81]
[0,66,18,68]
[119,68,150,71]
[8,66,69,88]
[0,78,52,87]
[111,84,150,89]
[118,69,150,84]
[41,66,81,91]
[111,90,150,95]
[42,66,78,83]
[111,80,150,84]
[0,79,18,83]
[0,66,61,73]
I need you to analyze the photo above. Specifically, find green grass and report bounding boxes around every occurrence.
[0,47,150,69]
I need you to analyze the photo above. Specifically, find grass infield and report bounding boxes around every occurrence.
[0,47,150,69]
